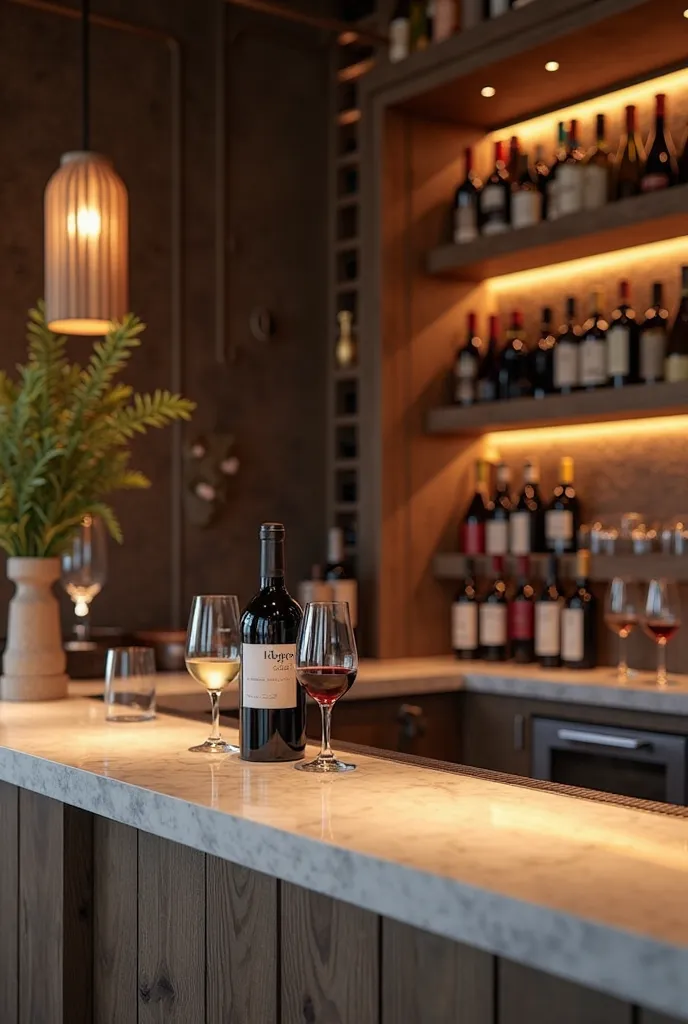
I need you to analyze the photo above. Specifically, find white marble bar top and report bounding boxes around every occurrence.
[1,691,688,1019]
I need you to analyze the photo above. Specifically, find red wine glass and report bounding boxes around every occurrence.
[604,578,640,682]
[295,601,358,773]
[641,579,681,688]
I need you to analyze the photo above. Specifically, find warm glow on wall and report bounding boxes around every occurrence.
[485,414,688,452]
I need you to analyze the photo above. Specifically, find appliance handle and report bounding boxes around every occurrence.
[556,728,648,751]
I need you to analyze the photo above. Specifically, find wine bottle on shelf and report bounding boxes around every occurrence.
[389,0,411,62]
[507,135,521,183]
[535,554,562,668]
[511,152,542,229]
[665,266,688,383]
[452,311,482,405]
[532,306,555,398]
[553,297,580,395]
[489,0,511,18]
[498,310,530,400]
[509,459,545,556]
[641,94,678,192]
[451,558,479,660]
[479,141,510,236]
[510,556,535,664]
[614,105,644,200]
[583,113,611,210]
[679,125,688,184]
[479,556,509,662]
[433,0,457,41]
[461,458,489,554]
[485,461,512,557]
[240,523,305,762]
[579,288,608,391]
[607,280,639,387]
[545,456,580,554]
[335,311,357,369]
[547,121,568,221]
[639,282,669,384]
[556,119,585,218]
[453,147,482,244]
[325,527,358,628]
[534,144,550,219]
[476,315,500,402]
[409,0,429,50]
[561,548,597,670]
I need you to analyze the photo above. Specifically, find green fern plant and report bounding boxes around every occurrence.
[0,303,195,557]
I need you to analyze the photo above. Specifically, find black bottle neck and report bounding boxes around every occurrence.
[260,536,286,588]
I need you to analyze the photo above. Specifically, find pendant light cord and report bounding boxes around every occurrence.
[81,0,90,150]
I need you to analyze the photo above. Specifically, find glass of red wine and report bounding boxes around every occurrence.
[295,601,358,773]
[604,577,641,682]
[641,579,681,688]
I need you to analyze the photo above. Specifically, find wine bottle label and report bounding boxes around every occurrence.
[641,173,671,192]
[454,205,477,244]
[455,377,474,404]
[480,186,509,235]
[665,353,688,383]
[489,0,510,13]
[561,608,584,662]
[580,339,606,386]
[241,643,298,709]
[546,509,574,543]
[535,603,561,656]
[330,578,358,628]
[458,351,478,378]
[556,164,584,217]
[463,521,485,555]
[485,519,509,555]
[451,602,477,650]
[606,324,630,377]
[510,600,534,641]
[511,190,542,230]
[479,604,507,646]
[640,328,666,382]
[553,342,578,389]
[509,511,531,555]
[583,163,608,210]
[389,18,410,62]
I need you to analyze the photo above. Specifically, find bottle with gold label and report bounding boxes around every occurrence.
[665,266,688,383]
[545,456,580,554]
[561,548,597,670]
[335,311,357,369]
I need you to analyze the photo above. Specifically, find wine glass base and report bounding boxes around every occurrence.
[189,740,239,754]
[295,757,356,773]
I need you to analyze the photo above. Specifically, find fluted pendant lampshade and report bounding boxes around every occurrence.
[44,151,128,335]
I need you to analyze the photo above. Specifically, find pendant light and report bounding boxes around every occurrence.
[44,0,128,335]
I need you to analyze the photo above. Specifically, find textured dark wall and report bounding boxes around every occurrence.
[0,0,329,632]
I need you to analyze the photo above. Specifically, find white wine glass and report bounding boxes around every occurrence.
[604,578,641,682]
[641,579,681,688]
[185,595,241,754]
[61,515,108,640]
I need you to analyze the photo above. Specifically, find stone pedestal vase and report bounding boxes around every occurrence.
[1,558,68,701]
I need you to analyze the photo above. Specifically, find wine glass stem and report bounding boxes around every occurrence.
[618,634,627,681]
[657,640,668,687]
[209,691,222,741]
[319,704,334,762]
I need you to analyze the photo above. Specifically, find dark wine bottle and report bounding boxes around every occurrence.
[561,548,597,669]
[509,459,545,555]
[476,314,500,402]
[547,121,568,221]
[583,112,611,210]
[553,297,580,394]
[545,456,580,554]
[556,118,585,218]
[453,311,482,405]
[534,144,550,219]
[325,526,358,628]
[409,0,429,50]
[485,460,512,557]
[665,266,688,383]
[461,458,489,555]
[579,288,608,391]
[535,554,562,668]
[507,135,521,183]
[389,0,411,62]
[532,306,555,398]
[453,147,482,244]
[679,123,688,184]
[614,104,644,200]
[509,556,535,664]
[607,279,639,387]
[511,151,542,229]
[479,556,509,662]
[641,94,678,192]
[498,310,530,400]
[479,140,510,236]
[240,523,306,762]
[639,282,669,384]
[451,558,479,660]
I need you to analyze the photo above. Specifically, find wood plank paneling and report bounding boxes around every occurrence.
[500,960,633,1024]
[62,804,94,1024]
[138,831,205,1024]
[94,818,138,1024]
[0,781,18,1024]
[206,856,277,1023]
[281,882,379,1024]
[382,918,494,1024]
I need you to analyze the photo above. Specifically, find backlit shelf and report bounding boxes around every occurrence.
[434,552,688,584]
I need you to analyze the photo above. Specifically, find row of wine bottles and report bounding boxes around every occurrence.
[389,0,457,62]
[451,551,597,668]
[462,458,580,557]
[453,100,688,243]
[451,272,688,406]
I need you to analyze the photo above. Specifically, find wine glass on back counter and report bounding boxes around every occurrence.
[61,514,107,640]
[185,595,241,753]
[604,578,641,682]
[641,579,681,688]
[295,602,358,773]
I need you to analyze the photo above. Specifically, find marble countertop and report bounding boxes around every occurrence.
[1,691,688,1018]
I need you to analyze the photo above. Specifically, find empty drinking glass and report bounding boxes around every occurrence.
[105,647,156,722]
[61,515,108,640]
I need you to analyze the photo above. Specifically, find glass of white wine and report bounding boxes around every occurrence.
[185,595,241,754]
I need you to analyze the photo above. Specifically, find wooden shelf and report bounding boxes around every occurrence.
[426,381,688,436]
[434,551,688,584]
[337,108,361,127]
[333,364,360,380]
[334,413,359,427]
[335,236,360,252]
[338,58,375,83]
[336,192,359,209]
[335,278,360,294]
[336,151,360,167]
[427,185,688,282]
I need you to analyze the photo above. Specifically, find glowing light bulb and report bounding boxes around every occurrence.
[67,207,102,238]
[481,86,496,98]
[75,599,89,617]
[545,61,560,72]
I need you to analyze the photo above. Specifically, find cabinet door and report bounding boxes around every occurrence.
[459,693,530,777]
